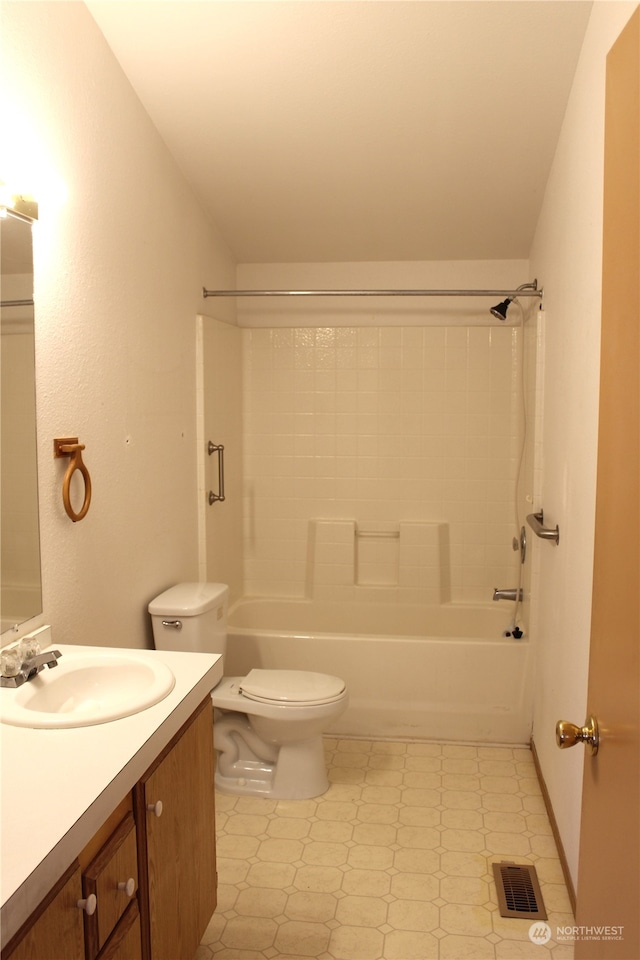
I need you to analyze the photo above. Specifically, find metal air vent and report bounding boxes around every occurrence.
[492,862,548,920]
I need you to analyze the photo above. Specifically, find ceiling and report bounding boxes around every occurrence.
[87,1,592,264]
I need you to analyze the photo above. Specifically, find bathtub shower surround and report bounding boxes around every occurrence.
[234,321,537,744]
[243,325,526,605]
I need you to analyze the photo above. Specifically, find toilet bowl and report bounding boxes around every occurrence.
[212,670,347,798]
[148,583,348,799]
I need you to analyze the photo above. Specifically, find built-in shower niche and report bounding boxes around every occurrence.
[306,519,451,603]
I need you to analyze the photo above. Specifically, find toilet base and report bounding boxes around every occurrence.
[214,735,330,800]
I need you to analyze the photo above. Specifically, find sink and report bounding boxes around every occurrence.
[0,650,176,728]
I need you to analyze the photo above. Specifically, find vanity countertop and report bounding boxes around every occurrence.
[0,642,222,949]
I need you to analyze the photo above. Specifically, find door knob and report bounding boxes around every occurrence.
[556,715,599,756]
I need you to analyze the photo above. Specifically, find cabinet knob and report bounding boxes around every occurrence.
[118,877,136,898]
[147,800,163,818]
[77,894,97,916]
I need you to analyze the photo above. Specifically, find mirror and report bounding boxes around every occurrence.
[1,213,42,634]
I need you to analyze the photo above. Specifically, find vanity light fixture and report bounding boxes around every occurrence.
[0,181,38,222]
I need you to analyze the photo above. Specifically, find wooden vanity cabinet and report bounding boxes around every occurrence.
[2,696,217,960]
[134,696,217,960]
[3,801,142,960]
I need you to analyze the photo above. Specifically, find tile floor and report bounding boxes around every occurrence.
[196,739,574,960]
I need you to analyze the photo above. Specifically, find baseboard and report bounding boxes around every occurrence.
[530,737,577,915]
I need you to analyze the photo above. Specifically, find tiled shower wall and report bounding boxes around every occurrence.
[242,324,525,604]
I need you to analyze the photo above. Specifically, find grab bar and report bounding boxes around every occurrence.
[526,509,559,545]
[208,442,225,504]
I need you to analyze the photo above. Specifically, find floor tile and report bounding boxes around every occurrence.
[197,739,574,959]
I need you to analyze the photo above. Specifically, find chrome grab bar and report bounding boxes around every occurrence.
[208,442,225,504]
[526,509,560,545]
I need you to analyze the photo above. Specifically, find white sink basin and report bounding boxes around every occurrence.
[0,651,176,728]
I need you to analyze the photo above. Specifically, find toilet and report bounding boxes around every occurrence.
[148,582,348,800]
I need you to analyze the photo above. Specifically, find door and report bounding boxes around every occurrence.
[573,10,639,959]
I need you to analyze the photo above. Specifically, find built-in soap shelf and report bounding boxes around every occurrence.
[355,522,400,587]
[307,519,450,601]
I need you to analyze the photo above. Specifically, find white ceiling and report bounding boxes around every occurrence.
[87,1,592,264]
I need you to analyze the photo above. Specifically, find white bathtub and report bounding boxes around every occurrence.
[225,598,532,744]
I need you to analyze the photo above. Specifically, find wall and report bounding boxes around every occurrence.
[236,261,541,608]
[197,314,244,603]
[529,0,639,890]
[238,260,536,605]
[0,2,236,649]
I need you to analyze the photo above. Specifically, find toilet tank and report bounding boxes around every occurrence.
[148,582,228,658]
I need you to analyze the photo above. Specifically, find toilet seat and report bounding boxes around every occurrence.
[240,669,346,706]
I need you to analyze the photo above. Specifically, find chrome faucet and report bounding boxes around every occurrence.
[492,588,523,602]
[1,649,62,688]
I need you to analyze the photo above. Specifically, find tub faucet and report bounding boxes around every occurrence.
[1,649,62,688]
[493,588,523,602]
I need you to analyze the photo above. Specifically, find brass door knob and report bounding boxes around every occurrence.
[556,715,599,755]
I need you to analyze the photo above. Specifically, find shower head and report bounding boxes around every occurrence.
[490,280,540,321]
[490,297,513,321]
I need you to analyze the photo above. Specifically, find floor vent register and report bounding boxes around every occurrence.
[492,861,548,920]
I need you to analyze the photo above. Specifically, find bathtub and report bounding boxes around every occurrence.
[225,598,532,744]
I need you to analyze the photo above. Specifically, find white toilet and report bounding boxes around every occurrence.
[148,582,348,800]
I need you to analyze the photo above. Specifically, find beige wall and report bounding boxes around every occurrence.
[197,314,244,604]
[1,1,236,649]
[529,0,639,890]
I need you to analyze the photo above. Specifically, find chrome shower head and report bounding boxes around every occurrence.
[490,297,513,321]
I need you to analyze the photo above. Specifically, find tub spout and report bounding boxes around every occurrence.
[493,588,523,602]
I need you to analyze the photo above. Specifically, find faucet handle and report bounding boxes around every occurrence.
[18,636,41,660]
[0,648,22,678]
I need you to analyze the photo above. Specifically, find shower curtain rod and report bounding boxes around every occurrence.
[0,298,35,308]
[202,285,543,299]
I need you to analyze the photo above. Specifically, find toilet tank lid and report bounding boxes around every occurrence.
[148,582,228,616]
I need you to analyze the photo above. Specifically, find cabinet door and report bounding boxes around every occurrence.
[137,698,216,960]
[83,811,139,958]
[3,862,85,960]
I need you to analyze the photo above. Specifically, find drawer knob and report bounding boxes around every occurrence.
[77,895,97,916]
[118,877,136,898]
[147,800,163,818]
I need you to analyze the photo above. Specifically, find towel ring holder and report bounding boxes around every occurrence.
[54,438,92,522]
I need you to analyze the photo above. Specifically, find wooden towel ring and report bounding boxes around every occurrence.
[54,438,92,522]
